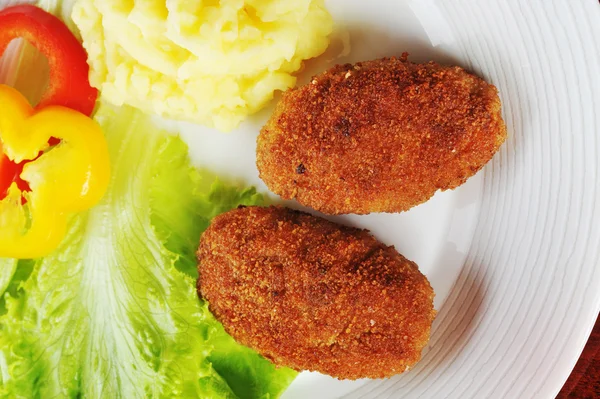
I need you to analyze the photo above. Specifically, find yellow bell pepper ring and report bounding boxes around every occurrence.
[0,84,110,259]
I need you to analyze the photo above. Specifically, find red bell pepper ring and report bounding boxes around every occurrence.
[0,5,98,116]
[0,4,98,201]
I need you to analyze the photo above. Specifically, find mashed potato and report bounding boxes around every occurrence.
[72,0,333,131]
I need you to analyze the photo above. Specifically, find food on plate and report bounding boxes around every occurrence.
[0,258,17,306]
[0,105,296,398]
[0,143,29,200]
[257,55,507,214]
[0,5,98,115]
[0,84,110,259]
[198,205,436,379]
[72,0,333,131]
[0,4,101,213]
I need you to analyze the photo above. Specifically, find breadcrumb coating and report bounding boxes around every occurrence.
[257,55,506,214]
[197,206,435,379]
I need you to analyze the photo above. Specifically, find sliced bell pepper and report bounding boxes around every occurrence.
[0,5,99,203]
[0,5,98,116]
[0,85,110,259]
[0,146,30,204]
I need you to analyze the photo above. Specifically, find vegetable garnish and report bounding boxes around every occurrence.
[0,4,98,116]
[0,104,296,398]
[0,4,99,204]
[0,84,110,259]
[0,145,29,201]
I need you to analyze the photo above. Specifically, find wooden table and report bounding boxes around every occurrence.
[556,315,600,398]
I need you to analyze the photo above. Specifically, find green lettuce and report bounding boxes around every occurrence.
[0,259,16,303]
[0,105,296,398]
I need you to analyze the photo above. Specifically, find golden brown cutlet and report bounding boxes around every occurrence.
[257,54,506,215]
[197,206,435,379]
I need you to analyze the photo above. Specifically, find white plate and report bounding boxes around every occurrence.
[180,0,600,397]
[3,0,599,398]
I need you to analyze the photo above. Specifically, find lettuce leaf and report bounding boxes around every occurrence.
[0,105,296,398]
[0,259,16,302]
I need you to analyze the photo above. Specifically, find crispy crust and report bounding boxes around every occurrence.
[257,55,507,214]
[197,206,435,379]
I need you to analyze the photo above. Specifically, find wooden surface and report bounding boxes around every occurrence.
[557,315,600,398]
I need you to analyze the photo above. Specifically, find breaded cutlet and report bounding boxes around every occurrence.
[257,55,506,214]
[197,206,436,379]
